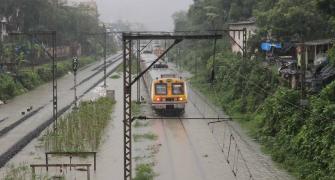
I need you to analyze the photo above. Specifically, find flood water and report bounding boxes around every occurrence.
[0,58,292,180]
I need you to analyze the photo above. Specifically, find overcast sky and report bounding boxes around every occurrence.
[95,0,193,31]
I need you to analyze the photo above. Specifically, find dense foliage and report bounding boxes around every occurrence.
[0,0,118,100]
[0,56,95,101]
[0,0,103,44]
[184,48,335,179]
[172,0,335,179]
[254,0,332,41]
[174,0,334,42]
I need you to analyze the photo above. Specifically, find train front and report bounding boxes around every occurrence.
[151,75,187,114]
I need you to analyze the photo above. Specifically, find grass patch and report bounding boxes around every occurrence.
[42,97,115,152]
[133,163,157,180]
[3,163,54,180]
[132,101,141,116]
[133,120,149,128]
[3,164,31,180]
[109,74,120,79]
[133,133,158,142]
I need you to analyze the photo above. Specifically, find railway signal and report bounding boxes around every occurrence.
[72,56,79,72]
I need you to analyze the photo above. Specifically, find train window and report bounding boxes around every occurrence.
[172,83,184,95]
[155,83,167,95]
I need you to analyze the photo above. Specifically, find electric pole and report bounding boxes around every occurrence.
[136,40,141,103]
[52,31,58,130]
[103,24,107,88]
[72,56,79,108]
[298,43,308,116]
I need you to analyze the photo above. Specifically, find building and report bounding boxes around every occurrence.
[1,17,8,41]
[228,17,256,54]
[303,39,333,66]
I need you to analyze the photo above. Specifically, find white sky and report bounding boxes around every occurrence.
[94,0,193,31]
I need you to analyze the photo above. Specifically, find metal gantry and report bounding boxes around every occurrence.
[136,40,141,103]
[51,31,57,130]
[123,37,132,179]
[122,32,224,180]
[103,25,107,87]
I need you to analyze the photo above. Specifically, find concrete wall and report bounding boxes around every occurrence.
[229,23,256,54]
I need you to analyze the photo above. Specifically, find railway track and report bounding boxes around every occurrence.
[0,55,121,138]
[70,56,122,90]
[0,117,8,124]
[153,116,207,180]
[142,78,290,179]
[0,54,122,168]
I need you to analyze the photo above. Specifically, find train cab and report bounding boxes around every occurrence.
[151,74,187,113]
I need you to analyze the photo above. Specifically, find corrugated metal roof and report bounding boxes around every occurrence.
[304,39,334,46]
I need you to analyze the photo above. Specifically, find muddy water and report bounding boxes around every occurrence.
[0,54,122,158]
[0,53,121,130]
[149,100,236,180]
[146,63,292,180]
[0,53,122,179]
[0,58,293,180]
[135,71,235,179]
[92,74,124,180]
[0,71,124,179]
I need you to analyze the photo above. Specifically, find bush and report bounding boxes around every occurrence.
[328,46,335,67]
[37,66,52,81]
[133,164,156,180]
[0,56,96,100]
[0,74,23,100]
[17,71,42,90]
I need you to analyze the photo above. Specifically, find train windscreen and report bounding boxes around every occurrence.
[155,83,167,95]
[172,83,184,95]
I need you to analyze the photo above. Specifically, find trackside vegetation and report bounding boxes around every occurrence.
[177,49,335,179]
[42,97,115,152]
[0,56,96,101]
[3,164,31,180]
[133,163,156,180]
[171,0,335,178]
[2,163,53,180]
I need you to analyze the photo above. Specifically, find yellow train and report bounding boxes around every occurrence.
[141,53,187,114]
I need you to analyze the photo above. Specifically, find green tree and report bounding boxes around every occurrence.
[172,11,189,31]
[254,0,332,41]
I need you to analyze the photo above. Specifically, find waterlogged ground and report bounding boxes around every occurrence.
[0,61,292,180]
[0,72,123,180]
[136,64,292,180]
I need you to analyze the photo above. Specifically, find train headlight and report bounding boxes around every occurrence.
[155,97,161,101]
[178,97,183,101]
